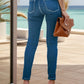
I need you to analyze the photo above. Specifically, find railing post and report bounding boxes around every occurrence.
[10,0,17,84]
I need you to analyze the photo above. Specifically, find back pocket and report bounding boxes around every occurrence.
[44,0,59,12]
[28,0,35,14]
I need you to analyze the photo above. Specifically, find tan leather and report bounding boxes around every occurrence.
[53,17,74,37]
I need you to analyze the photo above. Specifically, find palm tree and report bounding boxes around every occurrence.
[0,0,27,22]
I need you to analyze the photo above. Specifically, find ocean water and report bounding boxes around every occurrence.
[6,6,84,37]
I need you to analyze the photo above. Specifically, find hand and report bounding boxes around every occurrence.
[62,10,70,26]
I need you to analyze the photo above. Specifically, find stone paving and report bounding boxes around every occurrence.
[0,34,84,84]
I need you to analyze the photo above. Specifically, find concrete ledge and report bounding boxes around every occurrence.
[71,29,84,35]
[39,37,66,42]
[39,37,46,42]
[17,28,44,39]
[17,28,28,39]
[0,29,84,44]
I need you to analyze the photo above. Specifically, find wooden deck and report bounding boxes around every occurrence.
[0,34,84,84]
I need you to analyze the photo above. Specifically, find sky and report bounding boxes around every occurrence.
[69,0,84,6]
[17,0,84,6]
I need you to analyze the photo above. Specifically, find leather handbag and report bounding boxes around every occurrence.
[53,17,74,37]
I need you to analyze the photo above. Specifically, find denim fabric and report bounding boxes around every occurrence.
[22,0,62,80]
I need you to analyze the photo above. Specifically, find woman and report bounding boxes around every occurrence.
[22,0,69,84]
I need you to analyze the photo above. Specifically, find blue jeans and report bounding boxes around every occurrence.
[22,0,62,80]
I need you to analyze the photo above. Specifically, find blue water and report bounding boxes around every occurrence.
[6,6,84,37]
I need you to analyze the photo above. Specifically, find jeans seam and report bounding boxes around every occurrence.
[28,0,35,14]
[23,0,59,81]
[43,0,60,12]
[38,0,45,15]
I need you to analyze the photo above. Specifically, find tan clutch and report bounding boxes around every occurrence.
[53,17,74,37]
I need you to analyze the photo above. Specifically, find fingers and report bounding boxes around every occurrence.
[62,11,70,26]
[64,15,69,26]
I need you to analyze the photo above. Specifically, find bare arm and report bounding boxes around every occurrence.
[58,0,70,24]
[58,0,65,12]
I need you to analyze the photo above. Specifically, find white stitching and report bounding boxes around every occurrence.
[38,0,44,14]
[28,0,35,14]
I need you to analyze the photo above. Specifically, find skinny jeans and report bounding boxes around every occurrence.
[22,0,62,80]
